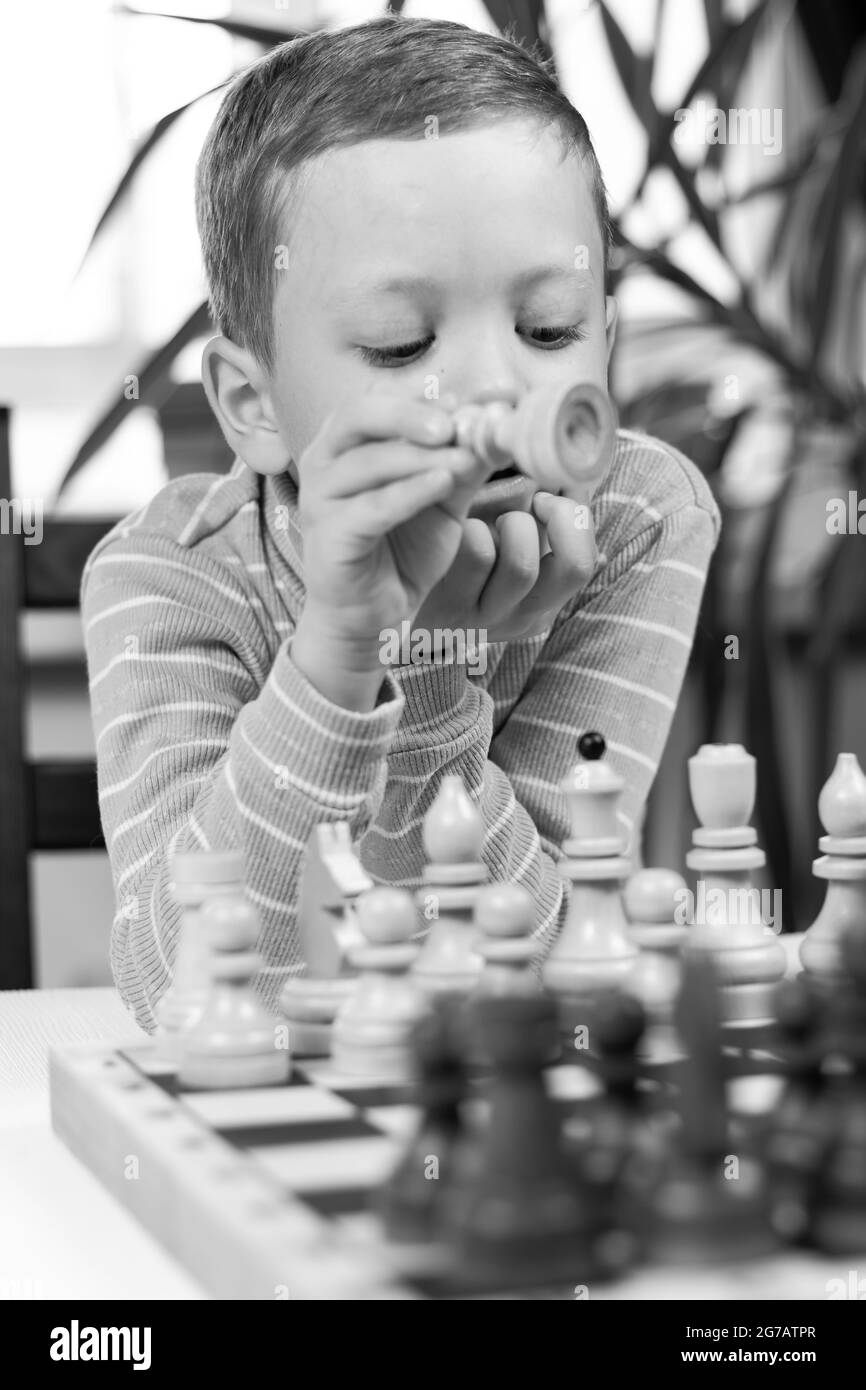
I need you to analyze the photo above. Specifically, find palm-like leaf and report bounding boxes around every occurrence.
[115,6,306,47]
[55,301,212,501]
[77,83,228,272]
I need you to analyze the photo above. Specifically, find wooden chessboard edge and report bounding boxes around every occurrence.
[47,1043,410,1301]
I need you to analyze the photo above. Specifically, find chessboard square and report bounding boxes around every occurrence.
[181,1085,357,1128]
[299,1058,415,1107]
[251,1136,398,1193]
[543,1063,602,1101]
[728,1074,785,1115]
[364,1104,418,1140]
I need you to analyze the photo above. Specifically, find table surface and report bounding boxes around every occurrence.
[0,943,806,1302]
[0,987,203,1300]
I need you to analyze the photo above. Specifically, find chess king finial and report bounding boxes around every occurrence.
[452,381,616,502]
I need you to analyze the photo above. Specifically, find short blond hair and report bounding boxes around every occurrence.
[195,14,612,371]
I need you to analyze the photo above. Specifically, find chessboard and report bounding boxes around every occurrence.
[48,1028,860,1302]
[48,736,866,1299]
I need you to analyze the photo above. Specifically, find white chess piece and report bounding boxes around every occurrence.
[543,733,639,1002]
[801,752,866,990]
[624,867,689,955]
[332,887,429,1080]
[412,777,486,996]
[179,892,291,1090]
[155,850,246,1064]
[685,744,785,1025]
[475,883,540,996]
[280,822,371,1057]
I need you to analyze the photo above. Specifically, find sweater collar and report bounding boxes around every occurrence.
[263,466,305,585]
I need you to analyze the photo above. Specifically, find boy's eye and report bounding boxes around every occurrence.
[522,325,588,349]
[358,336,434,367]
[356,323,587,367]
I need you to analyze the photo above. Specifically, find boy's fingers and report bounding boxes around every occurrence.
[478,511,542,622]
[532,493,600,570]
[457,517,499,583]
[321,442,477,500]
[521,492,602,617]
[348,469,459,538]
[416,519,497,625]
[313,396,455,461]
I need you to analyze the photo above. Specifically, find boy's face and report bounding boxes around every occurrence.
[249,119,615,504]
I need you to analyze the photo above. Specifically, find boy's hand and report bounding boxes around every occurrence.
[408,490,603,647]
[292,395,488,679]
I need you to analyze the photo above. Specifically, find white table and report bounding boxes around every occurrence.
[0,988,204,1299]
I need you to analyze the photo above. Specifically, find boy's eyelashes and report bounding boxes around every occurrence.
[356,324,588,368]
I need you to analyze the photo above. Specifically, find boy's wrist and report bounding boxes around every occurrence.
[292,605,386,712]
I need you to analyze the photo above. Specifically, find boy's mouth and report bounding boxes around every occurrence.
[469,463,537,520]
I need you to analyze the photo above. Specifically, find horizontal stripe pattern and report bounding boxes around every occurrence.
[82,435,720,1031]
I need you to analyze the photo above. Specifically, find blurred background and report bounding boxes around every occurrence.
[1,0,864,988]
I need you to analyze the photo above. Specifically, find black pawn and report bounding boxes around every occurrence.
[765,976,830,1244]
[810,927,866,1253]
[449,993,608,1290]
[571,992,654,1272]
[376,1000,468,1246]
[644,952,777,1264]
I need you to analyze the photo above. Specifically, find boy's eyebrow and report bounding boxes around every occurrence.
[330,264,595,309]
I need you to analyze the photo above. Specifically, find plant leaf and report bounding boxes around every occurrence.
[55,301,213,501]
[598,1,657,136]
[658,0,771,154]
[77,82,228,272]
[115,6,306,47]
[481,0,553,60]
[804,44,866,367]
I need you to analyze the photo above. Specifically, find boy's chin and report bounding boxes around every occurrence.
[469,470,538,523]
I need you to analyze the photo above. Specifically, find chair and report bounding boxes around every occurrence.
[0,407,117,987]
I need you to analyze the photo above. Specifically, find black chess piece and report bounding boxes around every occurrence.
[376,999,469,1247]
[569,991,657,1272]
[643,951,778,1264]
[809,926,866,1254]
[448,993,610,1290]
[765,975,831,1244]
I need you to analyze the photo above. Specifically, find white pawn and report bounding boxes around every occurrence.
[543,733,639,1001]
[475,883,540,996]
[155,850,246,1063]
[332,888,429,1080]
[624,868,689,955]
[179,894,291,1090]
[412,777,487,996]
[801,752,866,989]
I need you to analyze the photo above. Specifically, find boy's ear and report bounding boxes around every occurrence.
[200,336,287,476]
[604,295,618,362]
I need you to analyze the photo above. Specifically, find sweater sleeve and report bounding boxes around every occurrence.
[359,498,719,951]
[81,529,405,1031]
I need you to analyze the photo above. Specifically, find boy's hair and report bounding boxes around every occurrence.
[195,14,612,372]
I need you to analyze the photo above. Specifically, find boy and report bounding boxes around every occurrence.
[82,16,720,1031]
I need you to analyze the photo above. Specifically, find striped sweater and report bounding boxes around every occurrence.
[81,430,721,1032]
